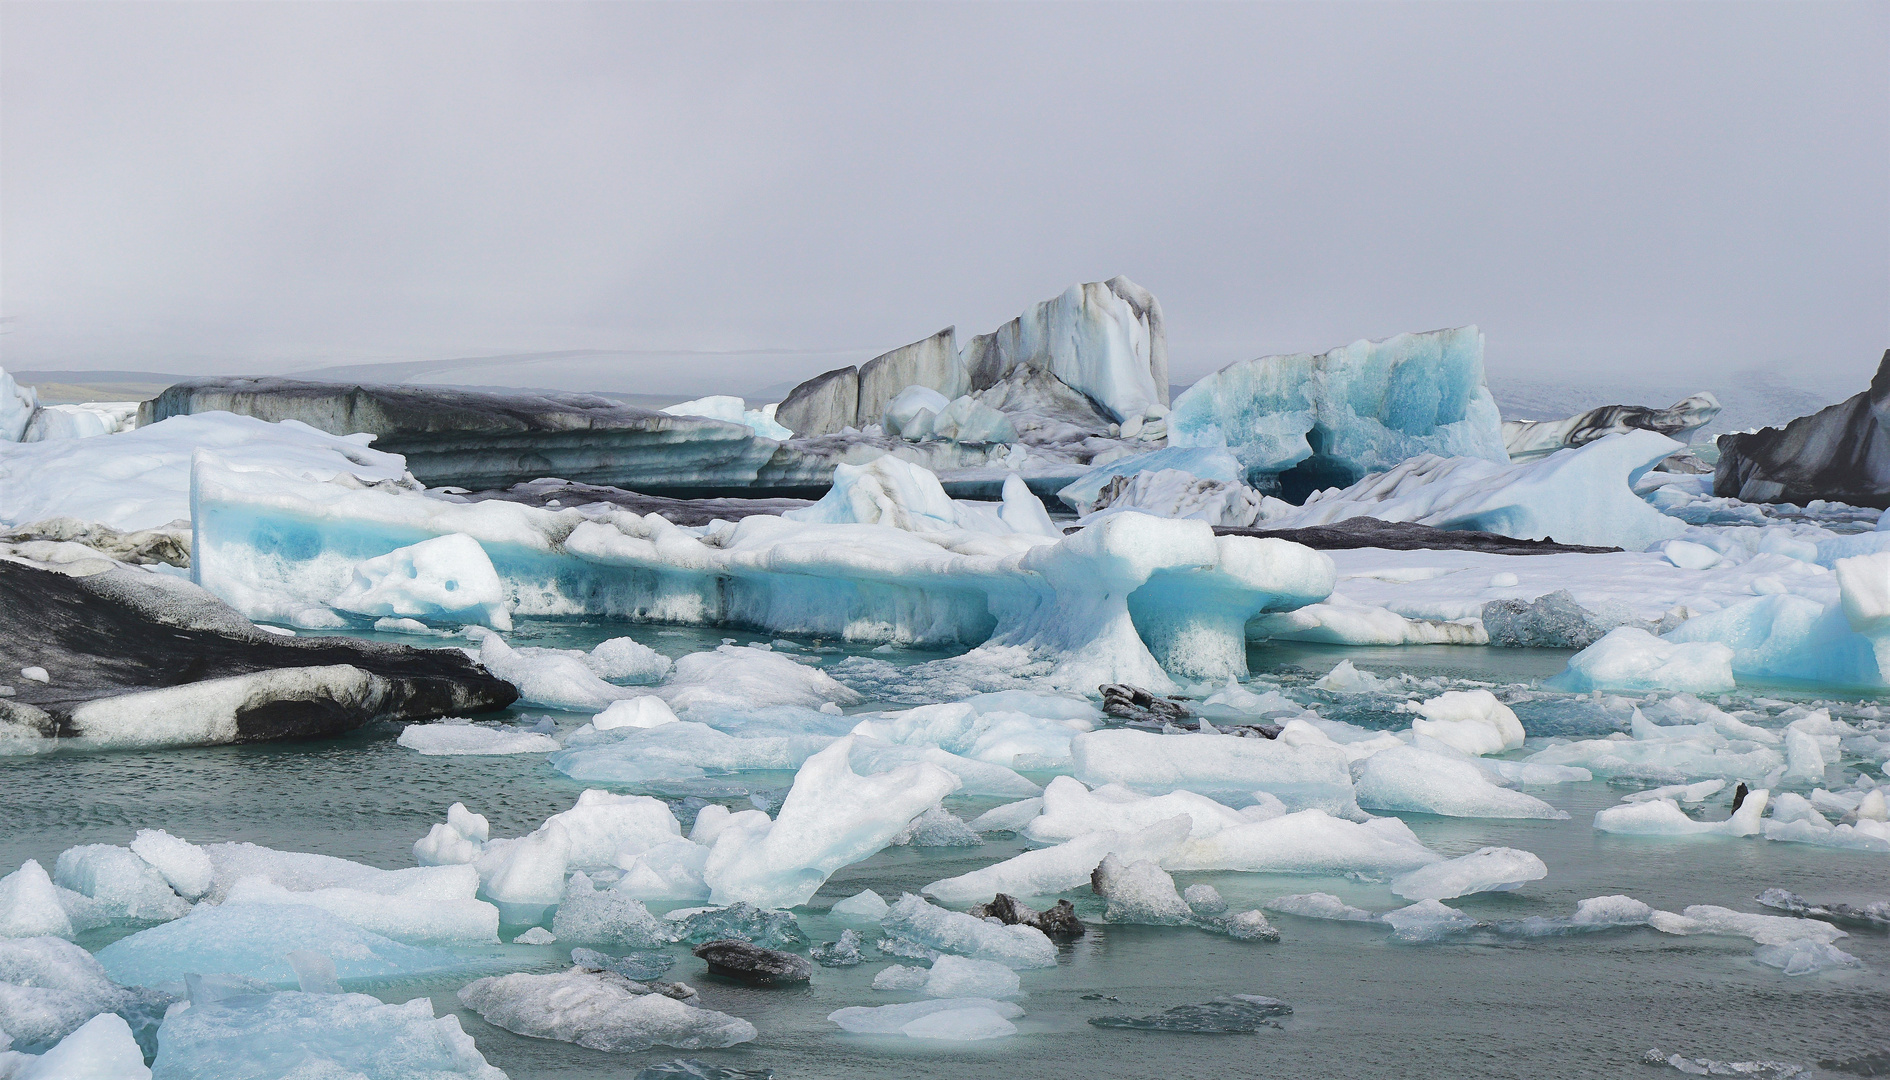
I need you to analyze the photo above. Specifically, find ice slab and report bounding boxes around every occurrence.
[874,955,1021,1000]
[398,720,559,755]
[878,894,1057,969]
[1547,627,1736,694]
[827,997,1023,1038]
[1354,746,1567,820]
[921,818,1190,905]
[1165,810,1441,875]
[459,968,756,1052]
[150,990,504,1079]
[16,1012,148,1079]
[94,903,465,986]
[1070,727,1353,805]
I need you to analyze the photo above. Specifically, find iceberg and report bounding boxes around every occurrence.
[151,990,505,1080]
[1266,431,1688,551]
[1168,326,1505,498]
[1715,349,1890,508]
[191,455,1329,686]
[0,862,74,940]
[960,277,1168,424]
[1546,627,1735,694]
[1592,790,1771,837]
[874,955,1021,999]
[51,845,190,923]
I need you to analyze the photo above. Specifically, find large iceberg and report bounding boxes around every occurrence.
[192,454,1332,686]
[1168,326,1507,499]
[1715,349,1890,508]
[960,277,1168,424]
[1263,431,1688,551]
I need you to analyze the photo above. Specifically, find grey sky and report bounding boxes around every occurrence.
[3,1,1885,399]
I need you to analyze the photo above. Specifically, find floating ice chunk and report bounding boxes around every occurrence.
[830,890,890,921]
[551,721,831,785]
[1022,777,1247,844]
[849,740,1040,799]
[1091,854,1191,925]
[51,845,189,923]
[551,873,671,948]
[1651,904,1847,947]
[1567,895,1655,927]
[686,805,768,848]
[475,634,645,711]
[1621,779,1728,805]
[1593,791,1771,838]
[1752,939,1863,976]
[513,927,557,945]
[1406,690,1524,756]
[542,790,684,869]
[702,737,960,910]
[1546,627,1735,694]
[595,696,681,731]
[662,645,862,718]
[480,822,570,907]
[0,862,73,940]
[585,637,674,683]
[15,1012,147,1080]
[1313,660,1387,694]
[1388,847,1547,901]
[811,929,865,967]
[968,798,1044,834]
[222,866,500,947]
[0,936,132,1047]
[849,701,1094,771]
[920,817,1190,905]
[414,804,489,867]
[1263,893,1377,922]
[459,968,756,1052]
[126,830,212,902]
[1661,540,1722,570]
[1763,817,1890,853]
[898,1005,1018,1041]
[878,894,1057,969]
[150,990,504,1079]
[398,720,560,755]
[612,840,712,904]
[1382,899,1479,943]
[1168,810,1440,875]
[892,807,982,848]
[1355,746,1566,820]
[875,955,1022,1000]
[1644,1049,1807,1077]
[95,903,461,986]
[1069,728,1353,804]
[827,997,1025,1038]
[1526,730,1782,784]
[329,533,511,630]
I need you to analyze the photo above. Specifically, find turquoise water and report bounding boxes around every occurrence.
[3,625,1885,1077]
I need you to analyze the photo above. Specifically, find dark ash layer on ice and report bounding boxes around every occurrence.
[1216,517,1620,555]
[0,551,515,745]
[140,377,874,494]
[1715,349,1890,509]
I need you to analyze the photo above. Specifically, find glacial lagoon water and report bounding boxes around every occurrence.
[4,622,1885,1078]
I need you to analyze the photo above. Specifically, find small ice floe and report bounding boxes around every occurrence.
[1088,995,1291,1033]
[827,998,1023,1041]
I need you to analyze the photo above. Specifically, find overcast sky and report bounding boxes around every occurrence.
[3,2,1885,397]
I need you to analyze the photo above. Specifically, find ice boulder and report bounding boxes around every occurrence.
[1354,746,1566,819]
[51,845,191,923]
[550,874,672,948]
[329,533,511,630]
[960,276,1168,424]
[0,862,73,940]
[1168,325,1505,498]
[150,990,505,1079]
[17,1012,148,1079]
[1405,690,1524,756]
[459,968,756,1052]
[128,830,213,902]
[1091,854,1193,925]
[478,823,570,907]
[701,736,960,909]
[784,453,964,532]
[1546,627,1736,694]
[1267,431,1688,551]
[0,936,135,1047]
[539,790,684,869]
[662,645,863,718]
[1022,777,1248,844]
[1388,847,1547,900]
[593,696,681,731]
